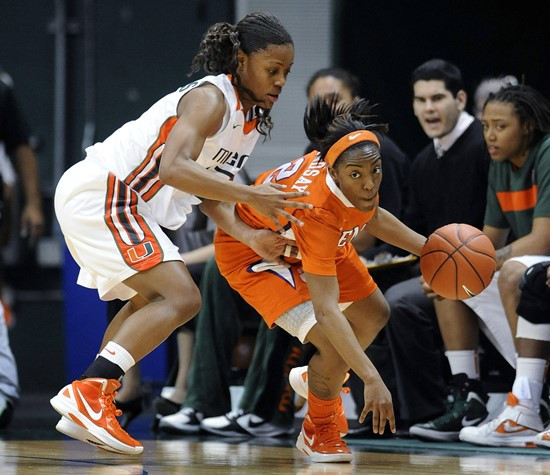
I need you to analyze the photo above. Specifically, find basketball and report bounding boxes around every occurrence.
[420,223,496,300]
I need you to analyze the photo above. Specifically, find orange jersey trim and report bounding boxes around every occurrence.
[496,185,538,212]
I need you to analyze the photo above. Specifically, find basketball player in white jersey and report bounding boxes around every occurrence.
[50,12,311,454]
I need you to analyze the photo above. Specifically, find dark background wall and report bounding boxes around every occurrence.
[337,0,550,158]
[0,0,549,392]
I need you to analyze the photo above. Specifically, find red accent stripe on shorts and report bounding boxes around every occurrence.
[105,173,163,271]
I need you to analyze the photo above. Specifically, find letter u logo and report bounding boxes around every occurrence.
[127,241,154,263]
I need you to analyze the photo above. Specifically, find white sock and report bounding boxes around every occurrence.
[445,350,479,380]
[99,341,135,373]
[512,357,547,412]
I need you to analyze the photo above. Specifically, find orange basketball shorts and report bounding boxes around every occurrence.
[214,229,377,328]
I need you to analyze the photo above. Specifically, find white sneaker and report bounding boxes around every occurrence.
[236,413,294,437]
[56,417,126,454]
[158,407,203,434]
[201,409,248,437]
[459,393,543,447]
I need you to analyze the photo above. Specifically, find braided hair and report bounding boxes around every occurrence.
[189,12,293,137]
[304,94,388,167]
[485,85,550,148]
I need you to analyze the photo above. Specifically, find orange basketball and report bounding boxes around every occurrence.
[420,223,496,300]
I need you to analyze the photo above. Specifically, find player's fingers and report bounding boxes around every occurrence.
[273,256,291,268]
[372,410,382,435]
[387,406,396,434]
[280,212,304,227]
[281,193,312,203]
[359,402,371,424]
[268,183,287,190]
[268,215,285,233]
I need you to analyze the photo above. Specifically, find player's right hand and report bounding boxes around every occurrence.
[360,376,395,435]
[247,229,297,267]
[248,183,312,232]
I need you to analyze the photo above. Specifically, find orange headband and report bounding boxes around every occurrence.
[324,130,380,167]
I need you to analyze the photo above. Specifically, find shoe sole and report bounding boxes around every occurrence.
[158,419,202,434]
[295,430,353,463]
[50,394,143,455]
[459,431,537,447]
[56,417,127,454]
[200,425,250,437]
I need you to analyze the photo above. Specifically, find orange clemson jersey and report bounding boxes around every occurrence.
[236,151,377,276]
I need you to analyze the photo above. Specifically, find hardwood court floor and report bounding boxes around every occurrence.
[1,393,549,474]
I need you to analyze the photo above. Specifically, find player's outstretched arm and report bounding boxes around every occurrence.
[365,207,425,255]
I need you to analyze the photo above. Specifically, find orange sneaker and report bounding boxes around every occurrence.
[50,378,143,455]
[289,366,349,436]
[296,414,352,463]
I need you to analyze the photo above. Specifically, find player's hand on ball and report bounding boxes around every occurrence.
[419,275,442,300]
[360,376,396,435]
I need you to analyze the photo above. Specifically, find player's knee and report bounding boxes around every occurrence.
[497,260,526,296]
[516,261,550,326]
[169,287,202,326]
[373,299,390,329]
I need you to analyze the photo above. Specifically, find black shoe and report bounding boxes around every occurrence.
[200,409,250,437]
[115,395,144,429]
[0,396,14,429]
[151,395,181,432]
[409,374,489,442]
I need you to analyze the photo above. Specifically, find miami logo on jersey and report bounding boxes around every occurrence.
[208,148,250,179]
[127,241,155,263]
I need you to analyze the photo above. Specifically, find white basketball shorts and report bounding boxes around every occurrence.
[55,159,183,301]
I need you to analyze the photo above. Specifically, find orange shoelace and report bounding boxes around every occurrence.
[101,391,122,418]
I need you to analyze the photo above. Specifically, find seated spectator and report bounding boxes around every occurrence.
[460,259,550,447]
[410,84,550,441]
[370,59,491,436]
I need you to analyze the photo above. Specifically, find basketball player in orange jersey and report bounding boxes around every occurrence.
[49,12,312,455]
[214,96,426,463]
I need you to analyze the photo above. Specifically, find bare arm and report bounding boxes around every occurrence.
[484,217,550,270]
[180,243,214,266]
[14,144,44,245]
[364,206,425,255]
[199,199,295,266]
[159,86,311,230]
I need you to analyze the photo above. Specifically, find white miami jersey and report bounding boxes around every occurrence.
[85,73,261,229]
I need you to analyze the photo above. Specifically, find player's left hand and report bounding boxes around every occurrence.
[248,229,298,267]
[419,275,442,300]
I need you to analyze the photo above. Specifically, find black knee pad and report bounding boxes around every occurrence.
[516,261,550,325]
